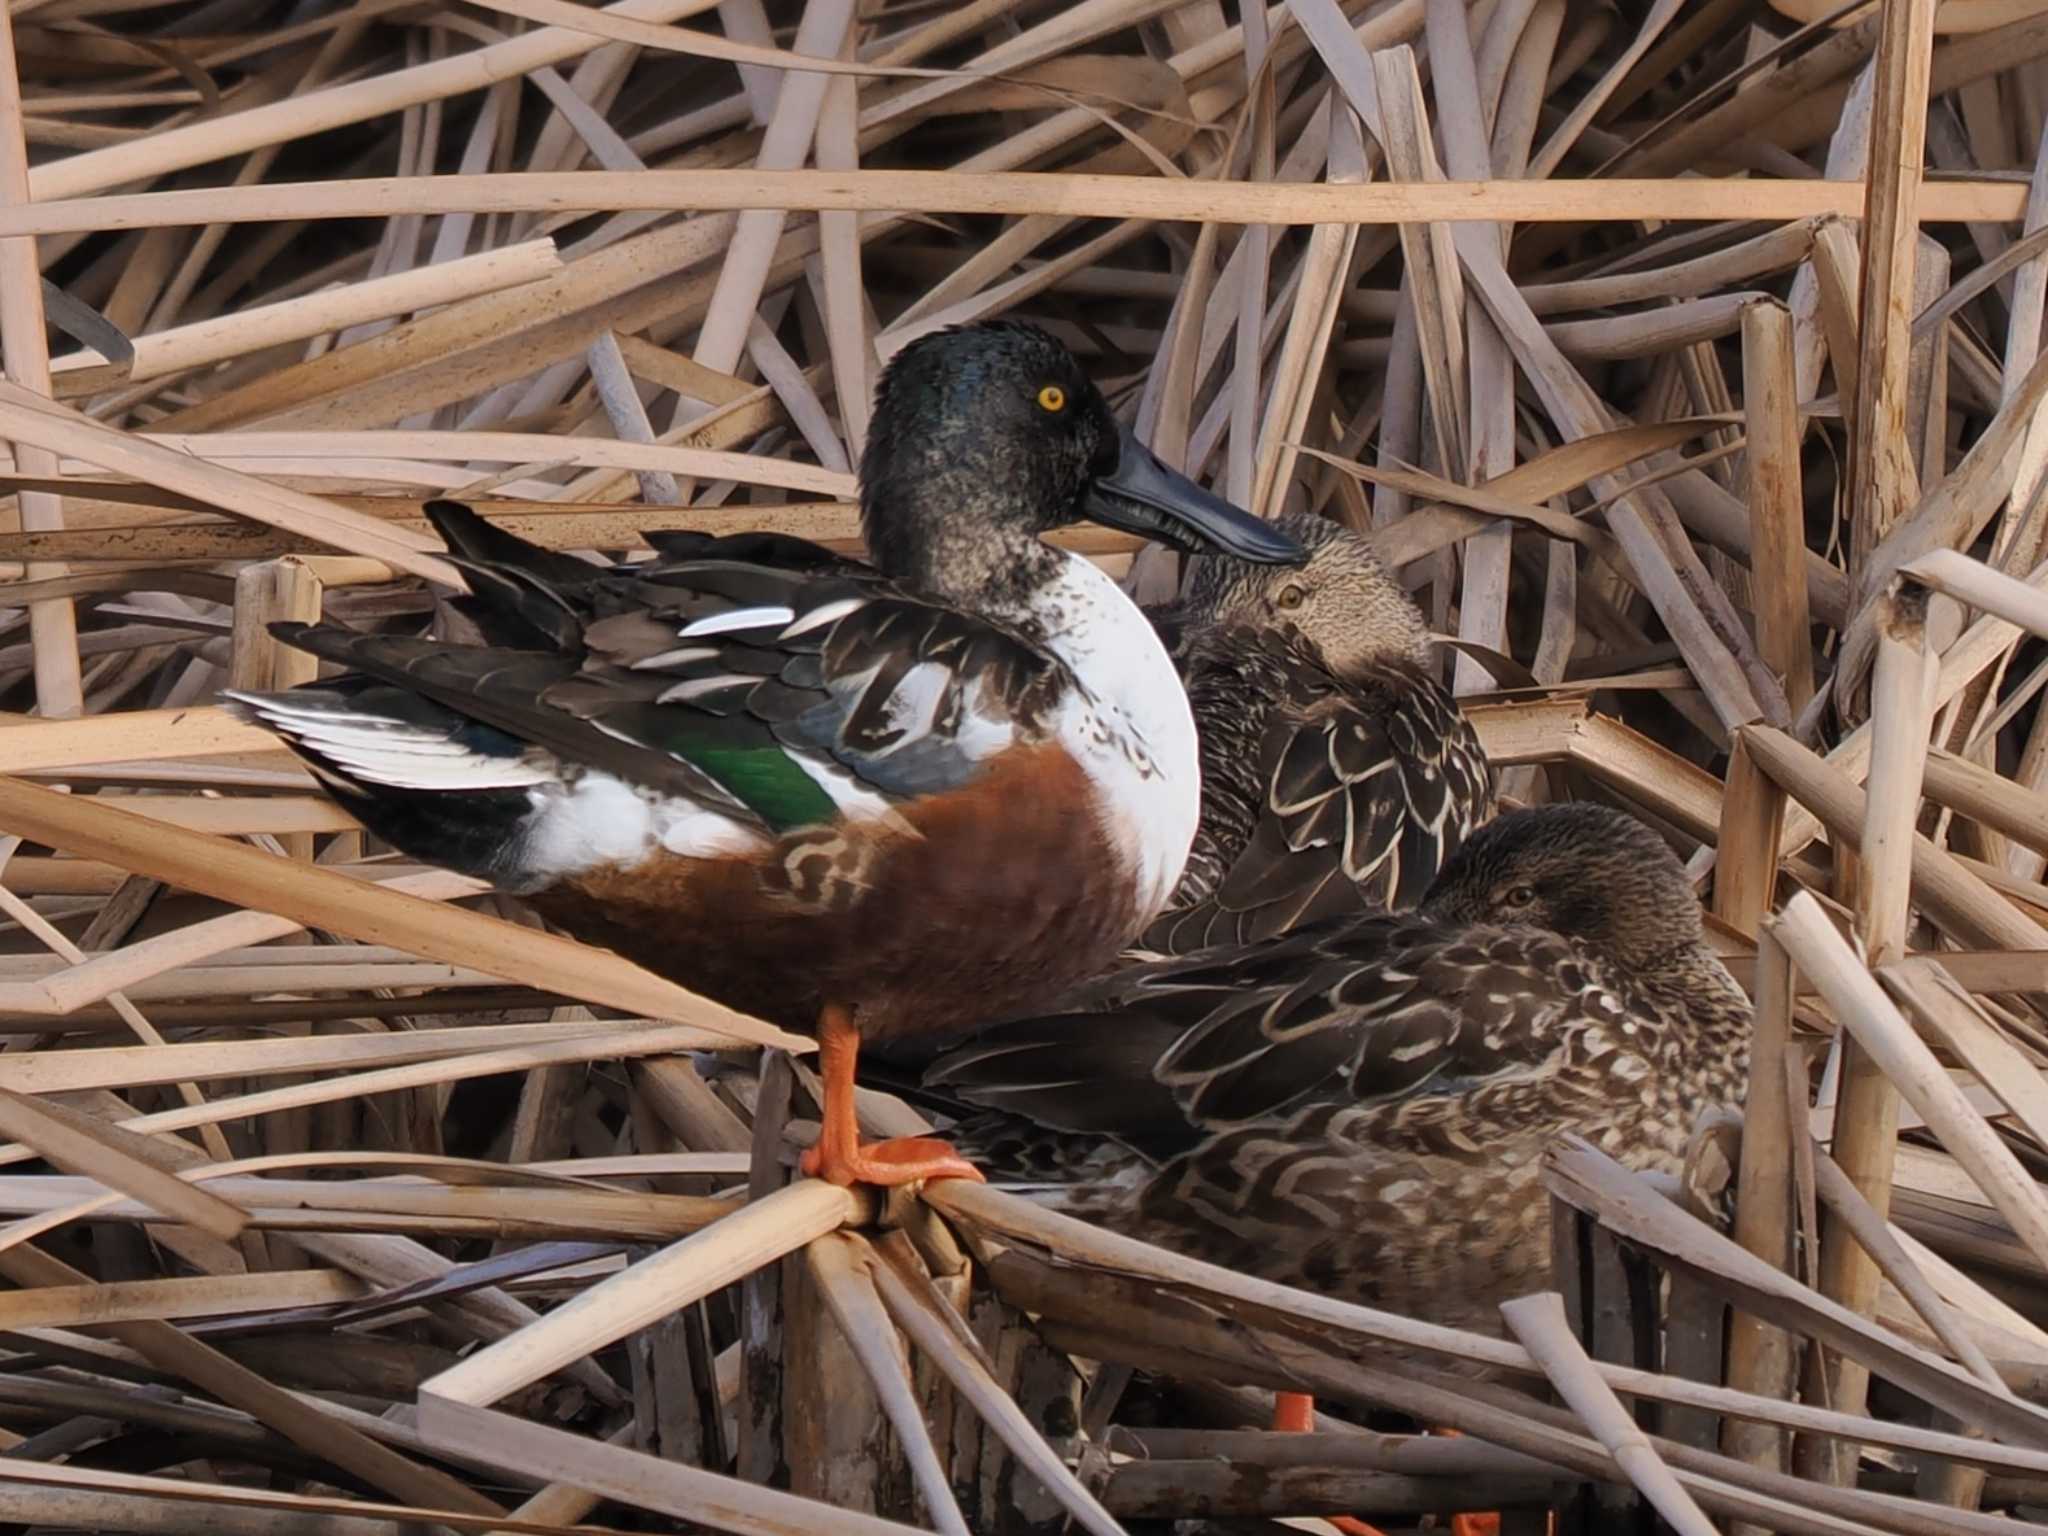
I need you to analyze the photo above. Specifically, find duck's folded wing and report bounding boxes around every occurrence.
[925,1005,1199,1150]
[260,554,1070,841]
[1157,925,1601,1129]
[255,625,773,825]
[1146,674,1495,953]
[429,497,1070,815]
[937,920,1607,1143]
[574,566,1070,816]
[928,921,1372,1149]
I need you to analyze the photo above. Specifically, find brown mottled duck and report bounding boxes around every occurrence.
[1142,511,1495,955]
[931,802,1751,1535]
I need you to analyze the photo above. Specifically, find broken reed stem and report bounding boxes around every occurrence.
[1714,738,1787,936]
[0,171,2035,241]
[865,1237,1125,1536]
[803,1234,970,1536]
[1807,1144,2006,1391]
[1742,297,1816,715]
[1883,957,2048,1161]
[1773,896,2048,1445]
[0,1237,503,1516]
[1545,1137,2048,1452]
[29,0,727,204]
[1864,589,1940,944]
[0,1087,247,1241]
[414,1394,935,1536]
[422,1180,866,1409]
[1738,721,2046,951]
[1722,925,1800,1501]
[1499,1292,1718,1536]
[1807,586,1939,1481]
[228,556,323,859]
[53,239,564,385]
[1846,0,1940,594]
[1906,548,2048,644]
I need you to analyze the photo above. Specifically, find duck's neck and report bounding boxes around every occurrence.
[863,473,1065,618]
[1638,944,1754,1036]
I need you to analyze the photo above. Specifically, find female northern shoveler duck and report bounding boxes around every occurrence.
[225,320,1304,1189]
[934,802,1751,1314]
[929,802,1750,1460]
[1141,512,1494,955]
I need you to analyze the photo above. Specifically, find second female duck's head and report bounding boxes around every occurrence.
[1421,802,1706,972]
[1165,512,1430,680]
[860,322,1302,603]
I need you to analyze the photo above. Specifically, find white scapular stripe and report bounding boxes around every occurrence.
[778,595,867,639]
[679,605,796,638]
[628,645,720,671]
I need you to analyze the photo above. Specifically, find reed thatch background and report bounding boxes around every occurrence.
[3,0,2048,1532]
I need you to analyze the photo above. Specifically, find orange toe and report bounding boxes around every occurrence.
[799,1135,986,1188]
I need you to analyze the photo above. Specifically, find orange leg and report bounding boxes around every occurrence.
[1272,1391,1317,1434]
[1271,1392,1389,1536]
[797,1003,985,1188]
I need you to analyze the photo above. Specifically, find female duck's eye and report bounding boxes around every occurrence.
[1037,384,1067,412]
[1276,583,1308,610]
[1503,885,1537,908]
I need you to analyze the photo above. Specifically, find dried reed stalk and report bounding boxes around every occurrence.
[9,3,2048,1531]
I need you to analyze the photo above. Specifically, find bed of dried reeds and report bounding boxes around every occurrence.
[6,0,2048,1532]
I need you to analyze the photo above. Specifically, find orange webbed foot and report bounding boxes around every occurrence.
[799,1135,987,1188]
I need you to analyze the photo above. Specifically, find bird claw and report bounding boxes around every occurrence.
[799,1135,986,1188]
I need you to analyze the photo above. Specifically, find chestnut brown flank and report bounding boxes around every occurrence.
[531,744,1143,1043]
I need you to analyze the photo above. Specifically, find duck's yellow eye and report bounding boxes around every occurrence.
[1037,384,1067,412]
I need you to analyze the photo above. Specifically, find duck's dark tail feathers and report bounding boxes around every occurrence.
[419,500,617,652]
[422,499,601,585]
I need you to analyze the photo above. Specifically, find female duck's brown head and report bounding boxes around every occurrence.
[1164,513,1430,680]
[1421,801,1706,972]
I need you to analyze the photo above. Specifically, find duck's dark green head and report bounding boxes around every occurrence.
[862,321,1302,598]
[1421,802,1705,970]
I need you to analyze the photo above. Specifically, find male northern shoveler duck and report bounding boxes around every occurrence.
[929,800,1750,1524]
[1141,512,1494,955]
[225,320,1305,1189]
